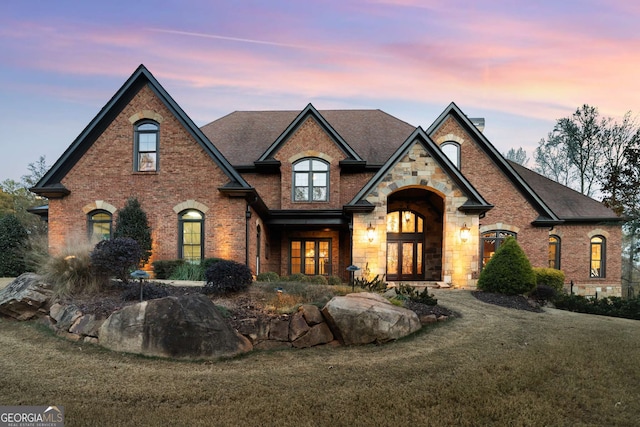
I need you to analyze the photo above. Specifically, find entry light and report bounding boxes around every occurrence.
[367,222,375,242]
[460,223,470,242]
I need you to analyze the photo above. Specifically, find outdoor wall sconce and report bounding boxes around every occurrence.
[367,222,375,242]
[460,223,470,242]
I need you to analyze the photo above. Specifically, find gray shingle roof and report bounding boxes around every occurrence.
[509,161,621,221]
[200,109,416,166]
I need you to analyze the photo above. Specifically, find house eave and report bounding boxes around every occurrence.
[266,209,349,227]
[29,185,70,199]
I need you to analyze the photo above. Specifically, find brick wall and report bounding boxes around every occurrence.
[49,84,248,266]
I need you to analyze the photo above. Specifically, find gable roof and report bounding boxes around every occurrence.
[32,64,251,197]
[347,127,493,214]
[509,161,623,222]
[427,102,562,226]
[200,108,415,166]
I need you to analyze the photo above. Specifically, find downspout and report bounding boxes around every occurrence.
[245,202,251,267]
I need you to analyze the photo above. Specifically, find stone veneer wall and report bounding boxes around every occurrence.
[352,144,479,288]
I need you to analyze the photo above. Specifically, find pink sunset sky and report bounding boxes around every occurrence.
[1,0,638,181]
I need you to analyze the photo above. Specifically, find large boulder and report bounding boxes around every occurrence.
[0,273,54,320]
[321,292,421,345]
[99,294,252,359]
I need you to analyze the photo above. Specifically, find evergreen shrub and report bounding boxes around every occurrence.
[152,260,186,279]
[0,214,28,276]
[113,198,152,265]
[203,260,252,295]
[477,236,536,295]
[256,271,280,282]
[533,267,565,292]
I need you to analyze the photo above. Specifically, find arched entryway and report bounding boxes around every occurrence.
[386,189,444,281]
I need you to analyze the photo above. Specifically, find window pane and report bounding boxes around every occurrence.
[295,173,308,186]
[387,212,399,233]
[387,243,398,275]
[416,242,423,274]
[92,212,110,221]
[304,241,315,274]
[403,211,415,232]
[483,239,496,267]
[294,187,308,201]
[312,187,327,201]
[139,153,156,171]
[402,243,413,275]
[312,160,328,171]
[548,244,557,269]
[417,217,423,233]
[442,144,459,167]
[294,160,310,171]
[313,172,326,186]
[319,241,329,275]
[139,133,157,150]
[138,123,158,131]
[92,222,110,240]
[182,210,203,220]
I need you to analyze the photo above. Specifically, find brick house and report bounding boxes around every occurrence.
[32,65,623,296]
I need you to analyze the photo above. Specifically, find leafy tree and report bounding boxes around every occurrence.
[113,197,152,265]
[477,236,536,295]
[0,190,14,217]
[0,156,49,235]
[503,147,530,166]
[0,214,29,276]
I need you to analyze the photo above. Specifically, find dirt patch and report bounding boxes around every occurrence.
[471,290,543,312]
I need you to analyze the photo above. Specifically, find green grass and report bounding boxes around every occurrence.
[0,290,638,426]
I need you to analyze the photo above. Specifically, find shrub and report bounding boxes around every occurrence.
[354,274,387,292]
[90,237,142,283]
[284,273,310,283]
[554,294,640,320]
[395,283,438,305]
[203,260,253,295]
[169,262,204,281]
[529,284,557,304]
[533,267,565,292]
[0,214,28,276]
[256,271,280,282]
[309,275,328,285]
[121,282,170,301]
[202,257,225,272]
[477,237,536,295]
[152,259,186,279]
[327,275,342,286]
[38,239,102,296]
[113,197,152,265]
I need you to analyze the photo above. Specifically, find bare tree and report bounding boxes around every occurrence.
[503,147,530,166]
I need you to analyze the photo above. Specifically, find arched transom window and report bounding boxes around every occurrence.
[293,158,329,202]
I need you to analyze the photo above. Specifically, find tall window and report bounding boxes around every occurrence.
[290,239,331,275]
[441,142,460,168]
[549,235,561,269]
[386,210,425,281]
[590,236,606,278]
[88,210,112,241]
[293,158,328,202]
[481,230,516,268]
[135,121,159,172]
[179,210,204,262]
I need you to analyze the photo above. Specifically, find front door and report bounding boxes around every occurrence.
[386,210,424,281]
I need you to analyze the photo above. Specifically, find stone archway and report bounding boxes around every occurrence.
[386,188,444,281]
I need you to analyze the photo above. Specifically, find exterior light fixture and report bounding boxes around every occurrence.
[367,222,375,242]
[460,223,470,242]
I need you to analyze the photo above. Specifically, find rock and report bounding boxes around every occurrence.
[98,294,253,359]
[269,318,290,342]
[236,317,270,343]
[292,322,334,348]
[0,273,54,320]
[69,314,104,337]
[321,292,421,345]
[299,304,324,325]
[289,311,310,341]
[50,304,83,331]
[253,340,292,351]
[420,314,437,324]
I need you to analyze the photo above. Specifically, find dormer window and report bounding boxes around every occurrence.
[293,158,329,202]
[441,141,460,168]
[135,121,159,172]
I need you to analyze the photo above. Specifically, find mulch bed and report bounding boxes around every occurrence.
[471,291,543,313]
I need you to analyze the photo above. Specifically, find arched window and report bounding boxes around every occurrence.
[481,230,516,268]
[179,210,204,262]
[135,121,159,172]
[88,210,112,241]
[590,236,606,278]
[293,158,329,202]
[441,142,460,168]
[549,235,561,269]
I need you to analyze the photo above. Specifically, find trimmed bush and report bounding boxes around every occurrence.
[284,273,310,283]
[554,294,640,320]
[530,284,557,304]
[0,214,28,276]
[152,260,186,279]
[327,275,342,286]
[477,236,536,295]
[90,237,142,283]
[202,257,225,272]
[203,260,252,295]
[533,267,565,292]
[256,271,280,282]
[309,275,328,285]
